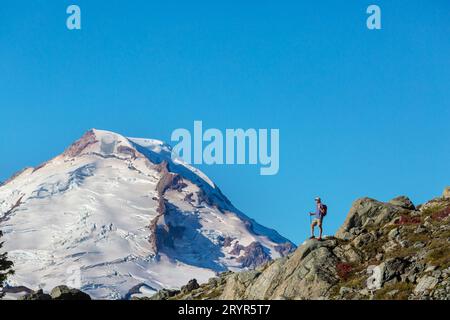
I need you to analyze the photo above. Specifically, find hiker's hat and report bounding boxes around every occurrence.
[315,197,321,201]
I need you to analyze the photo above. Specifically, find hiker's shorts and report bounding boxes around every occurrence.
[312,218,323,226]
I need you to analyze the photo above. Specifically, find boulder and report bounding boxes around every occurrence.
[366,258,408,290]
[336,198,407,240]
[383,258,408,281]
[149,288,181,300]
[333,244,362,264]
[389,196,416,210]
[208,277,220,287]
[414,276,439,294]
[366,265,384,290]
[352,232,376,248]
[19,289,52,300]
[181,279,200,294]
[50,285,91,300]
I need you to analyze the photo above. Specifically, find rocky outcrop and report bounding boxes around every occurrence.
[235,242,272,269]
[443,187,450,199]
[63,130,98,158]
[0,196,24,223]
[389,196,416,210]
[150,238,342,300]
[117,145,138,159]
[181,279,200,294]
[50,285,91,300]
[143,288,181,300]
[155,162,186,195]
[335,197,410,240]
[223,239,341,299]
[222,236,234,247]
[19,289,52,300]
[149,161,187,254]
[274,242,296,257]
[19,286,91,300]
[149,187,450,300]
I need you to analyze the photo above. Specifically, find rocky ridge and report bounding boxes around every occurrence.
[18,285,91,300]
[148,187,450,300]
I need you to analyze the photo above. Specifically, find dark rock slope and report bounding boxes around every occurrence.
[149,187,450,300]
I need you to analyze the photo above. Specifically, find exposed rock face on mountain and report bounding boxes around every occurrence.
[151,189,450,300]
[50,285,91,300]
[18,286,91,300]
[0,129,294,300]
[18,289,52,300]
[444,187,450,199]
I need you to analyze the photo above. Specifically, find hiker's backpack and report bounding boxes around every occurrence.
[321,204,328,217]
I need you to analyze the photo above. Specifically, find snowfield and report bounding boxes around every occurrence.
[0,129,294,299]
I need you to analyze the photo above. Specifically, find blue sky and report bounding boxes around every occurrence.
[1,1,449,244]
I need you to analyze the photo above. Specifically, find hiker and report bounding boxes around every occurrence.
[309,197,327,240]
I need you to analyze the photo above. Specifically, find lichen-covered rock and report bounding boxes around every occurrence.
[50,285,91,300]
[352,232,377,248]
[19,289,52,300]
[389,196,416,210]
[19,286,91,300]
[219,239,340,300]
[333,244,362,264]
[336,198,408,240]
[148,288,181,300]
[383,258,409,282]
[367,265,384,290]
[414,276,439,294]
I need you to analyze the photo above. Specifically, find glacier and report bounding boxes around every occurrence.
[0,129,294,299]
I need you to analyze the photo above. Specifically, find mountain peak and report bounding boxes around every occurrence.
[0,128,294,299]
[62,129,137,159]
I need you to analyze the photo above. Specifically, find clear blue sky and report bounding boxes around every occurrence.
[1,1,449,244]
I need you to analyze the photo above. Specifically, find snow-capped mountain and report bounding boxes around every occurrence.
[0,129,294,299]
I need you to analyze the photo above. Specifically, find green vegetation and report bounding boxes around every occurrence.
[426,243,450,269]
[421,200,450,219]
[374,282,414,300]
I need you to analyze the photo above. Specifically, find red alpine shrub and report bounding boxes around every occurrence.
[432,207,450,221]
[396,215,421,225]
[336,262,353,280]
